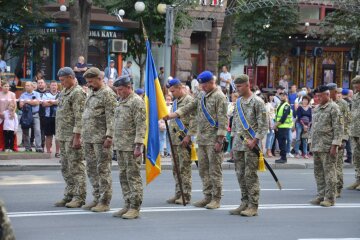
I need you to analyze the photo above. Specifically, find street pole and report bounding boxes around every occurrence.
[163,6,174,87]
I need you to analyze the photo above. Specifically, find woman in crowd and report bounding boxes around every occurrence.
[294,95,312,158]
[264,93,276,157]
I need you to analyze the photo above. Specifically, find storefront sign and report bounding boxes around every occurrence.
[41,28,57,34]
[89,30,120,39]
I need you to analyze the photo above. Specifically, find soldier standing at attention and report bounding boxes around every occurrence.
[111,77,146,219]
[309,85,342,207]
[81,67,117,212]
[165,71,228,209]
[0,199,15,240]
[229,74,268,217]
[54,67,87,208]
[327,83,350,198]
[166,78,196,205]
[347,76,360,190]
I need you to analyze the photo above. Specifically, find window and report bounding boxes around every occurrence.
[299,7,320,20]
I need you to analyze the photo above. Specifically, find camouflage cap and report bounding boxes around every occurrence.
[57,67,75,77]
[326,82,337,90]
[83,67,101,78]
[113,76,131,87]
[233,74,249,84]
[352,75,360,84]
[316,85,330,93]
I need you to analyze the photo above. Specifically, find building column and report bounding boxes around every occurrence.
[206,19,224,77]
[60,35,65,68]
[118,54,123,75]
[175,29,193,81]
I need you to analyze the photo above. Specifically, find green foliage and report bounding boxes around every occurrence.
[233,6,299,66]
[0,0,53,63]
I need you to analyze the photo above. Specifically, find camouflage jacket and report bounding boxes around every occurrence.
[175,87,228,145]
[113,92,146,151]
[82,86,117,144]
[55,84,86,142]
[335,98,350,141]
[350,92,360,137]
[170,94,196,146]
[231,94,268,152]
[309,100,343,152]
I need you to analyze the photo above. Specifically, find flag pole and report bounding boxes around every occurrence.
[165,120,187,206]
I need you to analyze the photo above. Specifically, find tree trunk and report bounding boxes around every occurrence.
[69,0,92,68]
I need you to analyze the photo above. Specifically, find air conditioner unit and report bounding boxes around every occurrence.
[110,39,127,53]
[348,60,359,71]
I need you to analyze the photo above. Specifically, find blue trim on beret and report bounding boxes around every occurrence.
[135,88,145,95]
[197,71,213,83]
[342,89,349,95]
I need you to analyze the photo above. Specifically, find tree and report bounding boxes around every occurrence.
[315,9,360,76]
[100,0,192,87]
[233,6,298,85]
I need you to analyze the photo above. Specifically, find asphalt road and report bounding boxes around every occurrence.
[0,169,359,240]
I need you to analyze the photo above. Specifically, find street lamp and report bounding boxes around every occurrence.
[60,4,67,12]
[135,1,146,13]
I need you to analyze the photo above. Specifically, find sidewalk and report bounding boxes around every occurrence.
[0,153,354,171]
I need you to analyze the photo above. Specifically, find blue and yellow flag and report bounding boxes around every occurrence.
[144,40,169,184]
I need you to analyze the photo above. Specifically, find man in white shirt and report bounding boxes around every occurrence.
[279,75,289,93]
[121,61,133,84]
[104,60,118,84]
[190,74,199,96]
[219,65,232,90]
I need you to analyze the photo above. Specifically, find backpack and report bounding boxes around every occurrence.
[20,104,33,129]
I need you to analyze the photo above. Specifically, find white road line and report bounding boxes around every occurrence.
[298,238,360,240]
[7,203,360,218]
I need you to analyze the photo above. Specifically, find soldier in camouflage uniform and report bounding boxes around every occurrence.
[327,83,350,198]
[166,71,228,209]
[111,77,146,219]
[0,199,15,240]
[309,85,343,207]
[166,78,196,205]
[54,67,87,208]
[229,74,268,217]
[81,68,117,212]
[347,76,360,191]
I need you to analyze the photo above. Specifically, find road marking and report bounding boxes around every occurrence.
[7,203,360,218]
[193,189,305,192]
[298,239,360,240]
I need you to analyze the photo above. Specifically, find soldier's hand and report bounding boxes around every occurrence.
[164,112,178,120]
[181,135,191,148]
[103,138,112,148]
[214,142,223,153]
[330,145,338,157]
[134,144,143,158]
[72,134,81,149]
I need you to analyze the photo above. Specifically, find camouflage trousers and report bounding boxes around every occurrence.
[117,151,143,210]
[84,143,112,205]
[313,152,336,201]
[171,145,192,201]
[335,148,344,192]
[352,137,360,182]
[0,200,15,240]
[59,140,86,202]
[233,150,260,208]
[197,145,223,201]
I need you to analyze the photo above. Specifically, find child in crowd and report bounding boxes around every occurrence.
[3,102,18,152]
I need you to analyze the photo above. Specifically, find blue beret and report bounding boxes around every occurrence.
[197,71,213,83]
[135,88,144,95]
[342,89,349,95]
[317,85,329,93]
[166,78,182,88]
[113,76,131,87]
[326,83,337,90]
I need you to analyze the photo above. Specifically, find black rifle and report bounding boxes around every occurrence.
[173,128,198,167]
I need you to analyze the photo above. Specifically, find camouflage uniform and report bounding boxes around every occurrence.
[309,101,342,203]
[170,94,196,202]
[175,87,228,202]
[0,200,15,240]
[56,84,86,203]
[82,86,117,205]
[350,92,360,185]
[113,93,146,210]
[231,94,268,210]
[334,98,350,194]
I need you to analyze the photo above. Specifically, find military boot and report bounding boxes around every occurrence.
[240,207,258,217]
[91,203,110,212]
[112,207,129,218]
[54,198,71,207]
[356,185,360,191]
[335,190,342,198]
[205,200,220,209]
[320,200,335,207]
[193,198,211,208]
[122,209,140,219]
[166,196,179,204]
[175,197,190,205]
[65,199,84,208]
[346,181,360,190]
[229,203,248,215]
[309,197,323,205]
[82,201,98,210]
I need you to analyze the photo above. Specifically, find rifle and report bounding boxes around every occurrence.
[173,128,198,167]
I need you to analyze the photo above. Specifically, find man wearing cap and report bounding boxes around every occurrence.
[134,88,145,99]
[165,78,195,205]
[309,85,342,207]
[104,60,118,84]
[111,76,146,219]
[81,67,117,212]
[54,67,87,208]
[274,91,293,164]
[274,86,285,108]
[165,71,228,209]
[229,74,268,217]
[327,83,350,197]
[347,76,360,190]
